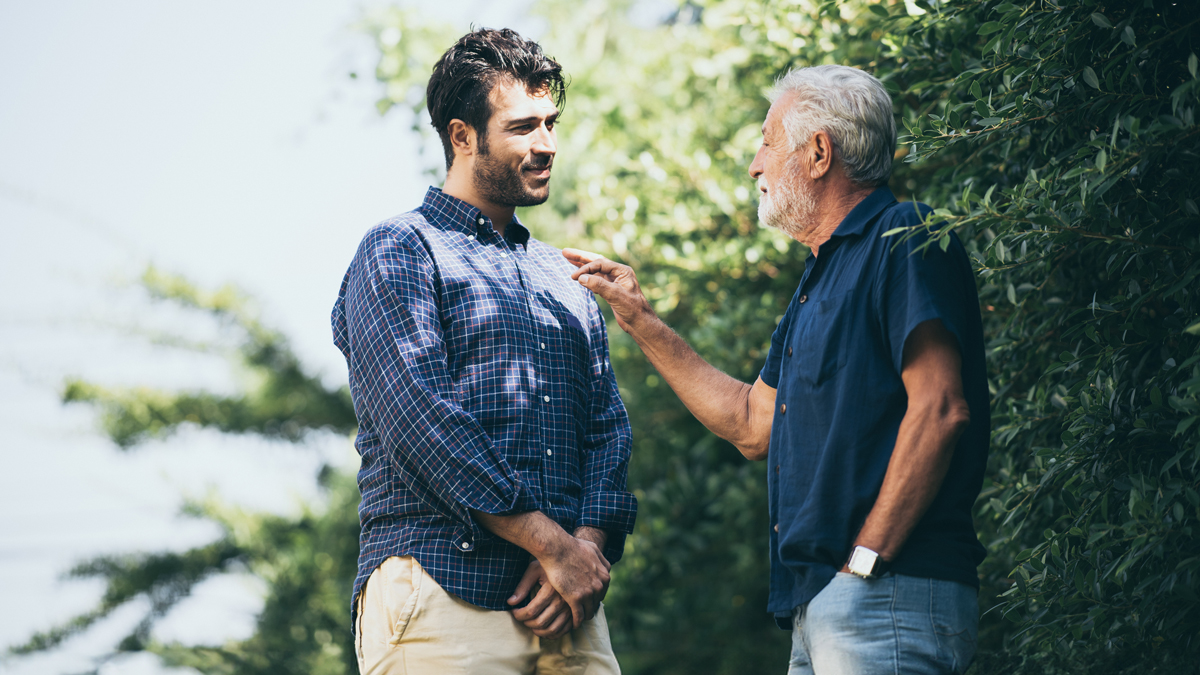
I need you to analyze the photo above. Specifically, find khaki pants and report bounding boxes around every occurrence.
[355,556,621,675]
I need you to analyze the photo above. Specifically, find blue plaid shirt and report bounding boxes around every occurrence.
[332,187,636,622]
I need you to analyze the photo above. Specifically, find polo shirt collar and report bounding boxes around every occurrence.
[422,186,531,247]
[829,186,898,239]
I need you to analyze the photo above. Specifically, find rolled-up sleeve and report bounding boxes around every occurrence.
[576,295,637,563]
[344,227,538,547]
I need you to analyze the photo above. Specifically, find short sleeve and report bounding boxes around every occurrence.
[877,218,973,375]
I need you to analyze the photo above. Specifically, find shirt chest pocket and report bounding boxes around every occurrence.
[788,292,851,387]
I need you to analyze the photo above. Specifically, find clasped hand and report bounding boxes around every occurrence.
[507,531,610,639]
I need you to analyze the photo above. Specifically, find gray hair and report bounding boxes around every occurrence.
[768,65,896,187]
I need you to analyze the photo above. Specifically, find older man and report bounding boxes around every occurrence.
[566,65,988,674]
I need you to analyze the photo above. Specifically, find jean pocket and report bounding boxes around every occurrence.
[930,580,978,673]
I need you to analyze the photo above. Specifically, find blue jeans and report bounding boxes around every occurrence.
[787,573,978,675]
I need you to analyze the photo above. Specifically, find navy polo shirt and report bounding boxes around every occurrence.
[760,186,989,628]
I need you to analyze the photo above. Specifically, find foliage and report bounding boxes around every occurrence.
[9,271,361,674]
[62,267,355,448]
[17,0,1200,673]
[870,0,1200,668]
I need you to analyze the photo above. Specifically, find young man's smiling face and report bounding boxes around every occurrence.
[471,79,559,208]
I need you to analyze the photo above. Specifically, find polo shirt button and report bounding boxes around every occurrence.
[775,465,780,474]
[799,295,808,304]
[461,542,471,550]
[774,524,779,532]
[477,217,485,225]
[546,449,553,456]
[780,404,787,414]
[540,342,546,349]
[786,346,792,357]
[543,395,551,402]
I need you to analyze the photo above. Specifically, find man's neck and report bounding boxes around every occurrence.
[443,168,515,238]
[804,184,875,257]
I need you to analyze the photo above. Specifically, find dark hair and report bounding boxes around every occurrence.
[426,28,567,170]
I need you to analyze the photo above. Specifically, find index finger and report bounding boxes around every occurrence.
[563,248,604,267]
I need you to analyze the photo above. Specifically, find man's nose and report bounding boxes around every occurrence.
[748,148,764,179]
[532,125,556,155]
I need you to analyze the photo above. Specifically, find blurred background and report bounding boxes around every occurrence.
[4,1,1199,674]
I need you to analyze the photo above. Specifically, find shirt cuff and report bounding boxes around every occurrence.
[577,490,639,563]
[457,480,540,552]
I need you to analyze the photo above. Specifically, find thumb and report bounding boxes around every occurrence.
[508,564,541,605]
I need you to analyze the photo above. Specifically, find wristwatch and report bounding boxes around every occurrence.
[847,546,891,579]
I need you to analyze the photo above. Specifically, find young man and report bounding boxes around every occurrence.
[332,29,635,674]
[568,65,989,674]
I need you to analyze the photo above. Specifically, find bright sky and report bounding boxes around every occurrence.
[0,1,540,672]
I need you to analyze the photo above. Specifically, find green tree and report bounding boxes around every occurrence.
[11,269,363,675]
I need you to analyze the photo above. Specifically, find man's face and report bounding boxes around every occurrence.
[472,80,559,209]
[749,93,817,240]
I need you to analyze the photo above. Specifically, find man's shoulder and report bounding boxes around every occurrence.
[355,208,442,260]
[876,198,935,232]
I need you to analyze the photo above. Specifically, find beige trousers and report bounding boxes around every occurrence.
[355,556,621,675]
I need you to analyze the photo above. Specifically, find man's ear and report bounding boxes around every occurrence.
[447,119,476,161]
[808,130,835,180]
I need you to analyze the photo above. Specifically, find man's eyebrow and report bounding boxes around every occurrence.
[504,112,560,127]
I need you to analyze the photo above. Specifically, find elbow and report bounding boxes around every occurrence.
[944,396,971,438]
[736,437,770,462]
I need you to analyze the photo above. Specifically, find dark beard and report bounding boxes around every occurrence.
[472,146,551,208]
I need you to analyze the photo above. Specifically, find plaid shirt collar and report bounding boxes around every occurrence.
[421,186,531,248]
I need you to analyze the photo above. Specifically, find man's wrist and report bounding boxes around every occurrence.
[573,526,607,550]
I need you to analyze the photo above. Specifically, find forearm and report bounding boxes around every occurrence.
[850,398,970,562]
[471,509,572,561]
[624,313,764,457]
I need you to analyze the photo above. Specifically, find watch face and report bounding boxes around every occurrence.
[848,546,879,577]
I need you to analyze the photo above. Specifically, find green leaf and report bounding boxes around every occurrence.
[1083,66,1101,90]
[1096,148,1107,172]
[1190,53,1198,79]
[1185,320,1200,335]
[1151,386,1162,406]
[1122,26,1136,47]
[978,21,1004,35]
[1090,12,1112,28]
[1060,351,1076,363]
[1177,416,1199,437]
[970,81,983,100]
[939,234,951,251]
[867,3,889,18]
[978,117,1003,127]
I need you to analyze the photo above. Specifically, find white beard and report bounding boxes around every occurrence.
[757,160,817,241]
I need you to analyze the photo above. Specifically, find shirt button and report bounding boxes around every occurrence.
[786,346,793,357]
[780,403,787,414]
[799,295,808,304]
[543,395,551,402]
[775,465,780,474]
[774,524,779,532]
[467,234,475,241]
[461,542,471,550]
[546,449,553,456]
[477,217,485,225]
[540,342,546,349]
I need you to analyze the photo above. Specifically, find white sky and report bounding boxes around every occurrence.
[0,1,544,672]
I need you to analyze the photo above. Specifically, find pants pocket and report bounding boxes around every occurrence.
[383,556,422,646]
[930,580,978,673]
